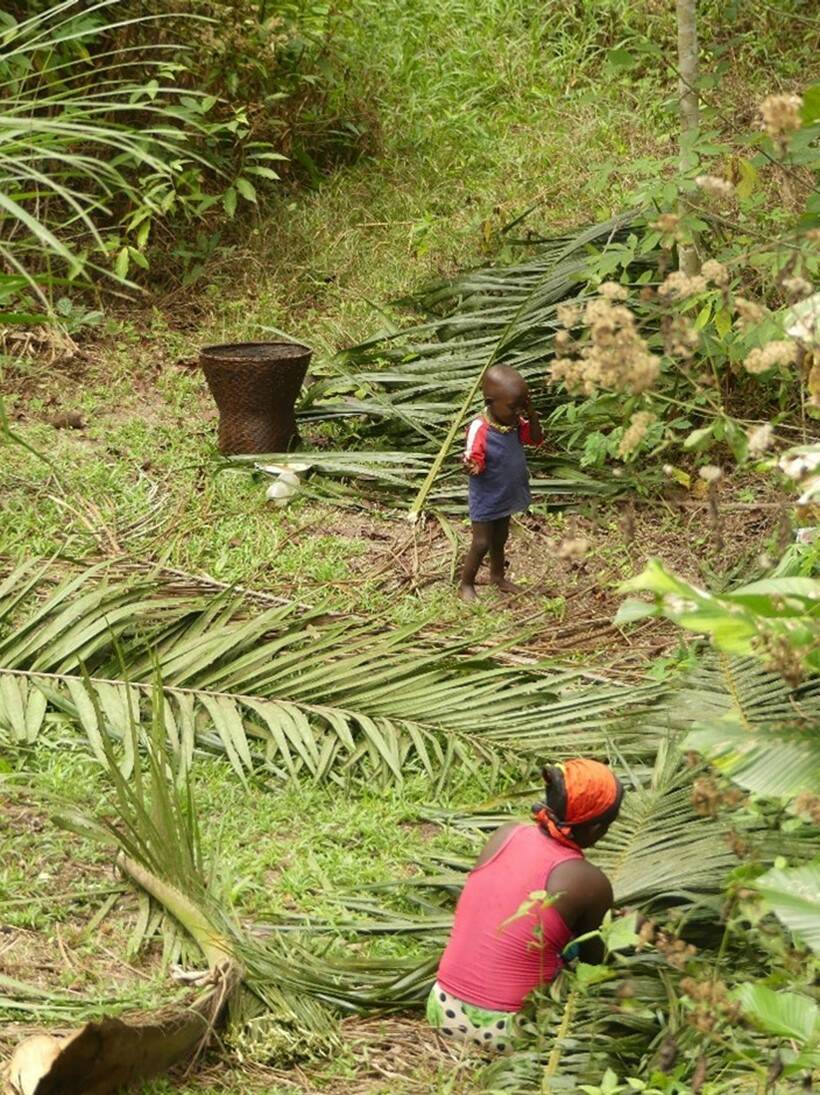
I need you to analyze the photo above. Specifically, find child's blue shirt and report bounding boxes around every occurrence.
[463,414,532,522]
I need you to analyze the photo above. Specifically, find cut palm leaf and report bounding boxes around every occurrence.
[0,562,665,785]
[232,215,656,516]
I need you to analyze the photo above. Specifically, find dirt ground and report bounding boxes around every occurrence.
[305,489,784,672]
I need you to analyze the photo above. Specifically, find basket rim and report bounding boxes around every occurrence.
[200,340,312,362]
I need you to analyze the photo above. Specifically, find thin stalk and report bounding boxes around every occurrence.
[541,988,577,1093]
[676,0,700,276]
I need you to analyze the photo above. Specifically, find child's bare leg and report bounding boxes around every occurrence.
[459,522,492,601]
[489,516,521,593]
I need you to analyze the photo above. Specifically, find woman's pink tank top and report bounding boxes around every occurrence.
[437,823,582,1011]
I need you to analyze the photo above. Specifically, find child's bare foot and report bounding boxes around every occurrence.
[490,576,522,594]
[458,583,478,602]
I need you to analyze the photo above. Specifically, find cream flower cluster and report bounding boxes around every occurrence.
[618,411,655,458]
[760,94,803,138]
[743,340,797,375]
[550,296,660,396]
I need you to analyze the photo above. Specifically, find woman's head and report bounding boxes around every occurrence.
[541,758,623,848]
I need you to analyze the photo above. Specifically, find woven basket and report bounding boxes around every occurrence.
[200,341,312,455]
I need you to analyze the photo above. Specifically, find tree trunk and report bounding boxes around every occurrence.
[676,0,700,275]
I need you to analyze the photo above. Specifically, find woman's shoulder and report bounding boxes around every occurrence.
[473,821,525,868]
[548,856,613,902]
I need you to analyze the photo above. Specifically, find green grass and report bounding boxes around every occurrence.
[1,0,815,1090]
[1,744,477,938]
[1,741,487,1090]
[1,0,808,601]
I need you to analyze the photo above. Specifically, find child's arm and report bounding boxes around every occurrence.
[463,417,488,475]
[521,395,544,446]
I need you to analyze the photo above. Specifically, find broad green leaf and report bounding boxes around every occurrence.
[235,177,257,203]
[574,962,615,990]
[683,426,713,450]
[714,307,732,338]
[668,467,693,491]
[602,910,640,953]
[735,983,818,1044]
[613,599,656,626]
[499,889,552,929]
[245,165,280,181]
[735,158,758,200]
[731,577,820,601]
[606,49,637,70]
[114,246,129,279]
[755,861,820,956]
[801,84,820,125]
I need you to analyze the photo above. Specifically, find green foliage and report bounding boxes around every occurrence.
[538,78,820,474]
[0,0,287,302]
[617,543,820,813]
[2,3,819,1092]
[249,214,656,514]
[618,558,820,679]
[754,861,820,957]
[735,981,818,1044]
[0,560,665,786]
[257,75,818,512]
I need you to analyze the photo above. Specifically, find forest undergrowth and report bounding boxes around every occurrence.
[1,1,818,1093]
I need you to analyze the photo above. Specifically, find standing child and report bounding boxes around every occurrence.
[459,365,542,602]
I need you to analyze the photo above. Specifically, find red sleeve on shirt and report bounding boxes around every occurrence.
[518,417,542,448]
[464,417,489,473]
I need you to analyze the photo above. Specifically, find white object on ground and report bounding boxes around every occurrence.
[265,476,299,507]
[258,463,310,507]
[784,292,820,348]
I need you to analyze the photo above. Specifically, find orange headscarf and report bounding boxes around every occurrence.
[532,758,620,851]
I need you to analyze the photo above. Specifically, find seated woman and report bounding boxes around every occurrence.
[427,758,623,1052]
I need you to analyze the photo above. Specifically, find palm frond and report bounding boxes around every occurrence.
[482,956,699,1092]
[318,744,743,944]
[0,562,664,786]
[593,740,740,909]
[0,972,162,1025]
[0,0,220,292]
[228,450,616,512]
[230,214,659,515]
[57,707,437,1023]
[754,861,820,957]
[675,653,820,799]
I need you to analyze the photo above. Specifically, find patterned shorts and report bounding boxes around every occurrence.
[426,981,516,1052]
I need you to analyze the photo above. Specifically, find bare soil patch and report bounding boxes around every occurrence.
[309,484,783,671]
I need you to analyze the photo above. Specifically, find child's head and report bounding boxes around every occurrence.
[482,365,529,426]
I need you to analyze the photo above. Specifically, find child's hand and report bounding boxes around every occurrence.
[464,458,482,476]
